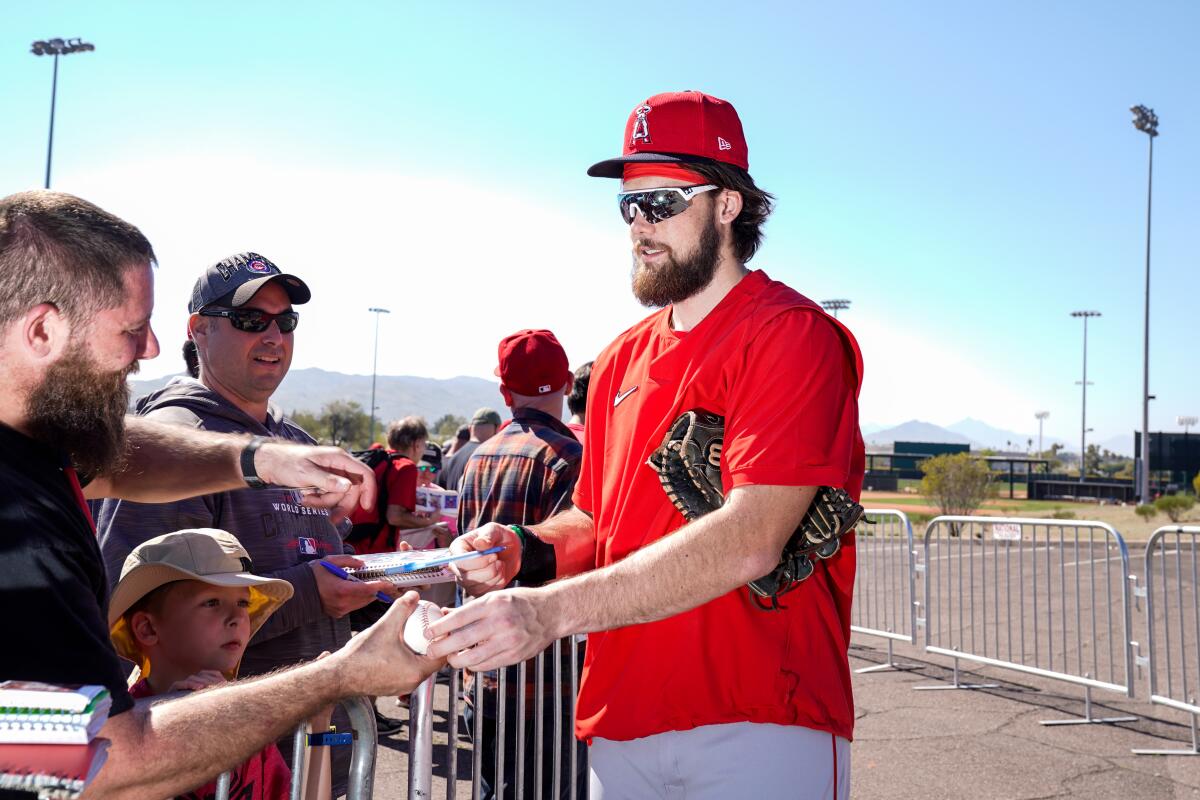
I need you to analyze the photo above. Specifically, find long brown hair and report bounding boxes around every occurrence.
[688,162,774,263]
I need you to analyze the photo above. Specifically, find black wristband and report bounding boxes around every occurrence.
[510,524,556,587]
[240,436,269,489]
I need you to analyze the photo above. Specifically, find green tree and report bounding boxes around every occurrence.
[430,413,467,440]
[1154,494,1195,524]
[1083,444,1103,478]
[1134,504,1158,522]
[1193,470,1200,497]
[920,452,993,527]
[290,409,325,440]
[321,400,371,449]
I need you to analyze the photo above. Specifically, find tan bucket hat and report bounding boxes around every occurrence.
[108,528,294,675]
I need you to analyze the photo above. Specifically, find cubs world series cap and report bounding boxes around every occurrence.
[587,91,750,178]
[188,251,311,313]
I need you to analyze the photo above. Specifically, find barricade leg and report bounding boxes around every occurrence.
[855,638,917,674]
[290,722,311,800]
[446,670,459,800]
[408,676,435,799]
[342,696,378,800]
[214,771,231,800]
[1133,699,1200,756]
[1040,677,1138,726]
[914,653,998,691]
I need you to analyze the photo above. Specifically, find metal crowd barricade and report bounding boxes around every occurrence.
[285,695,378,800]
[851,509,918,672]
[917,516,1137,726]
[1132,526,1200,756]
[409,634,589,799]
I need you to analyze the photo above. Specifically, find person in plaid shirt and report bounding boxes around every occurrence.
[457,328,584,800]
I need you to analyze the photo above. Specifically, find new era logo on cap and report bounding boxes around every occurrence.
[717,136,732,151]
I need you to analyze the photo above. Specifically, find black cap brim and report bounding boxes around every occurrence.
[224,274,311,308]
[586,151,713,178]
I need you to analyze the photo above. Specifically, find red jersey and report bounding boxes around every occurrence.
[129,678,291,799]
[572,270,864,743]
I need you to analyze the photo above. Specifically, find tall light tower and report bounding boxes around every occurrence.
[1131,104,1158,502]
[1071,311,1100,482]
[367,307,391,445]
[821,299,851,318]
[30,38,95,189]
[1035,411,1050,455]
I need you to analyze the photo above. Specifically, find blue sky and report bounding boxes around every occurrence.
[3,1,1196,449]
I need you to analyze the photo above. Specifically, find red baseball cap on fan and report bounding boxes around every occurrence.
[587,91,749,178]
[494,329,573,397]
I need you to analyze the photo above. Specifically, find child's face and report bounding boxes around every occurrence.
[139,582,253,675]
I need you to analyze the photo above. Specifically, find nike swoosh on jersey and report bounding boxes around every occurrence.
[613,386,639,407]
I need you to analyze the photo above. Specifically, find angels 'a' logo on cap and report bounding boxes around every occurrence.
[631,104,652,145]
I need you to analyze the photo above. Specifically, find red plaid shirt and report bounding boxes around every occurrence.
[457,407,583,534]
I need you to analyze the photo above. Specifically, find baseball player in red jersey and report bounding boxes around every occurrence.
[429,91,865,799]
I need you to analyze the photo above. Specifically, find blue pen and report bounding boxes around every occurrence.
[317,559,393,604]
[389,546,505,574]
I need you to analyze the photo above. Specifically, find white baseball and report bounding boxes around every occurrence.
[402,600,445,655]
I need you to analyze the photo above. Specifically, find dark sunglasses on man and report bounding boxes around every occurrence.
[616,184,718,225]
[198,307,300,334]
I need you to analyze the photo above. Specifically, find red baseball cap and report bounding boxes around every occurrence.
[494,329,572,397]
[587,91,749,178]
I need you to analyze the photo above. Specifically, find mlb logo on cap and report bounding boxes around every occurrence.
[494,329,573,398]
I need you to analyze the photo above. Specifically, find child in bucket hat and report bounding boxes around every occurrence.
[109,528,296,799]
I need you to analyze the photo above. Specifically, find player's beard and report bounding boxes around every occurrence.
[630,214,721,308]
[23,338,137,478]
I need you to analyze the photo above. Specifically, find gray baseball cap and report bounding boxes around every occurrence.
[188,252,311,313]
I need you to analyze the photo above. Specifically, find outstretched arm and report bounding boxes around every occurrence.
[88,593,438,799]
[428,484,814,670]
[84,416,375,522]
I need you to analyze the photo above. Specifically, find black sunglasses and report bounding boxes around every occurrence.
[617,184,718,225]
[199,307,299,334]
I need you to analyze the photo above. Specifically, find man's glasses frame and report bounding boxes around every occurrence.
[198,307,300,334]
[617,184,718,225]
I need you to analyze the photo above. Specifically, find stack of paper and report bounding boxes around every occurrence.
[0,682,112,799]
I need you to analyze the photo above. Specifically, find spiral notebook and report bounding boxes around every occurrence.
[0,739,109,798]
[0,694,110,745]
[345,546,504,586]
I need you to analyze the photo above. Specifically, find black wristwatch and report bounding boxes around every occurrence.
[240,436,269,489]
[509,524,557,587]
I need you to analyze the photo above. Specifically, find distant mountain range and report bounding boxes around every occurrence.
[863,417,1131,456]
[126,369,1136,456]
[128,368,506,426]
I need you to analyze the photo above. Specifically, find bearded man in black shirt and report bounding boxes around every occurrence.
[0,190,442,798]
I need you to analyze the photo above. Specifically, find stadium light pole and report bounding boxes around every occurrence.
[1035,411,1049,455]
[1131,105,1158,502]
[30,38,95,189]
[1071,311,1100,482]
[821,299,851,318]
[367,307,391,445]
